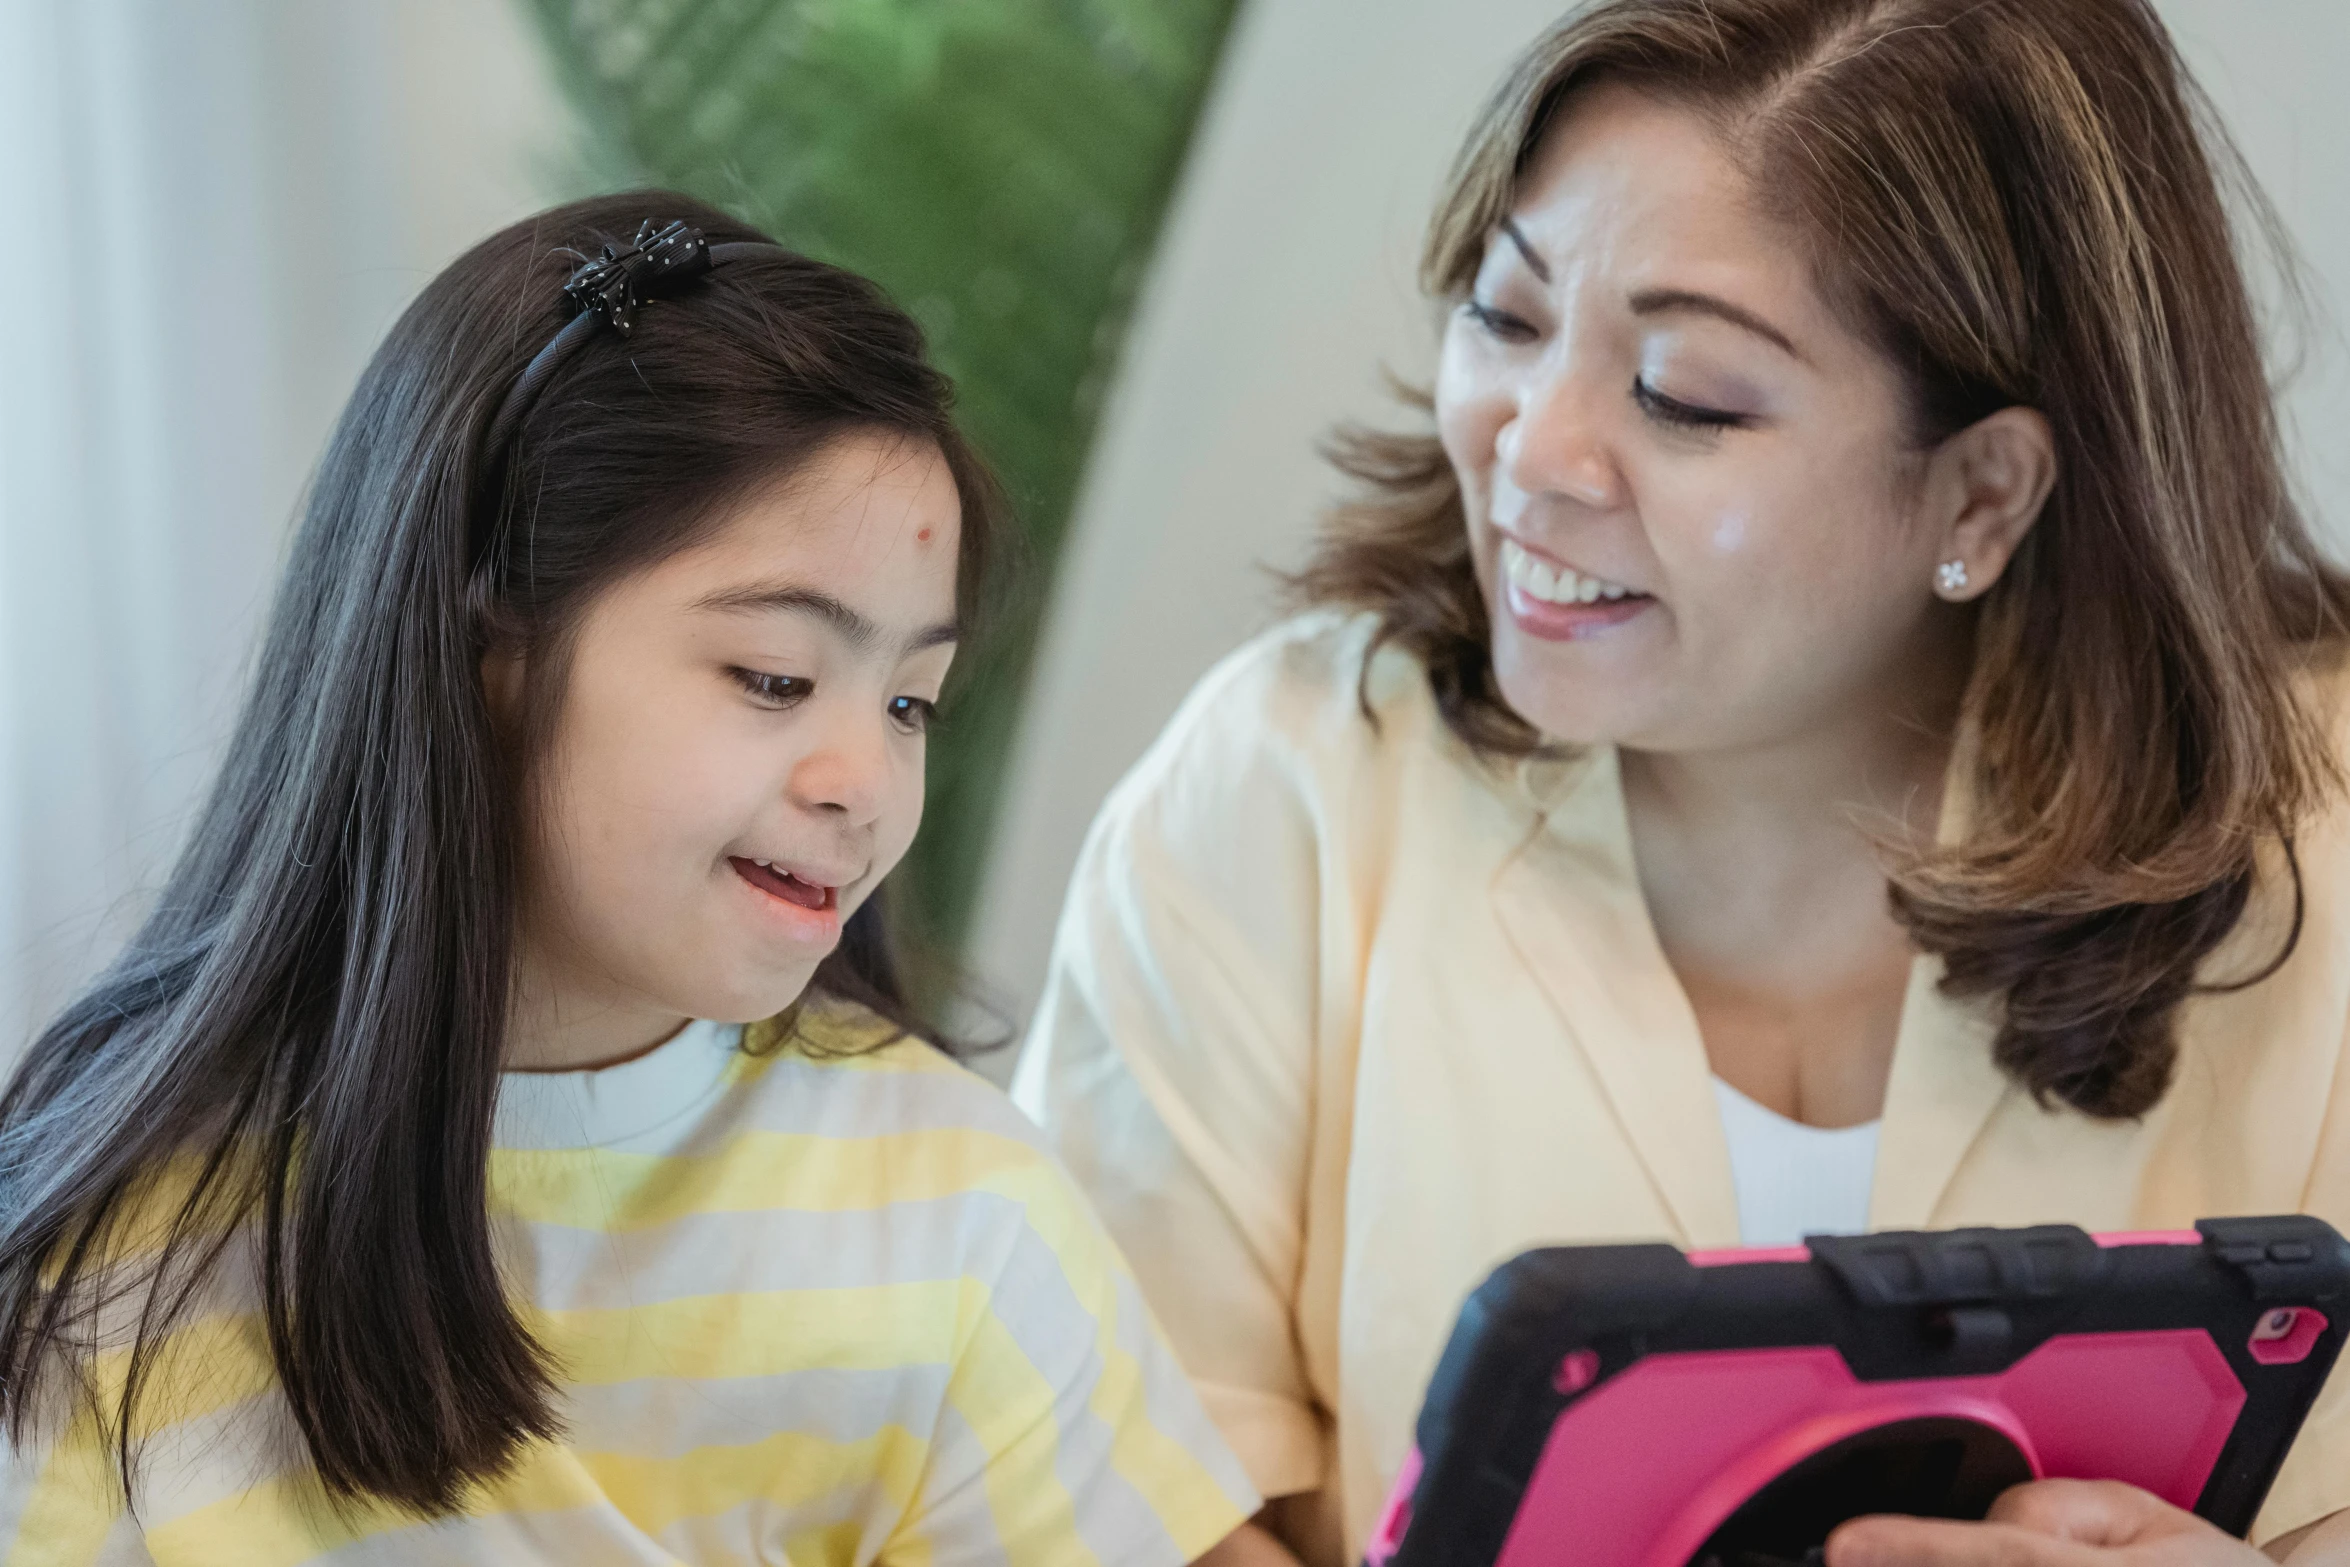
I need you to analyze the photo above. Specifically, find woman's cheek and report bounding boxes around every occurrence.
[1434,336,1500,475]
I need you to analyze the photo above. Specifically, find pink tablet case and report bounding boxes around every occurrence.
[1366,1219,2348,1567]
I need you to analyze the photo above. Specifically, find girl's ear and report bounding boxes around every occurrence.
[481,650,527,730]
[1921,406,2058,601]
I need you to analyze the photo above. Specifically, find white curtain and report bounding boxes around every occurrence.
[0,0,571,1056]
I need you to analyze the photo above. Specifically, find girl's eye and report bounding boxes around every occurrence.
[1463,298,1539,344]
[888,696,937,734]
[1632,378,1753,433]
[731,668,812,708]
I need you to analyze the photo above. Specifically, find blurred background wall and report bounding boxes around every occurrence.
[0,0,572,1052]
[0,0,2344,1068]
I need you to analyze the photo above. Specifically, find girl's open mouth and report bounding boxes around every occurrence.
[729,857,837,912]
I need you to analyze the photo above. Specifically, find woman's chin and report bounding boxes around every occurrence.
[1492,653,1658,749]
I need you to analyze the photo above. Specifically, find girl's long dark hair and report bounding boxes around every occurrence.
[0,192,1005,1513]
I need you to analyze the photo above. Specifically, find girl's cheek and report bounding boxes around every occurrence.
[887,766,926,853]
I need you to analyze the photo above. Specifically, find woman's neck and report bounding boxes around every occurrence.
[1620,704,1952,890]
[1616,655,1969,1126]
[1621,607,1974,904]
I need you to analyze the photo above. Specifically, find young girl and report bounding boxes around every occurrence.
[0,193,1257,1565]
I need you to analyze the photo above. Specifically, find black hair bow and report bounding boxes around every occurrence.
[562,219,714,335]
[479,218,786,494]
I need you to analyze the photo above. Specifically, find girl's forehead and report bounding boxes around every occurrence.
[641,436,961,637]
[715,438,957,570]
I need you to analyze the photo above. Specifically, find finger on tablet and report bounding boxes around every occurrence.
[1824,1515,2098,1567]
[1985,1478,2220,1545]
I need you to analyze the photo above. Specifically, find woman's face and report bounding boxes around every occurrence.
[515,432,960,1039]
[1437,85,1964,754]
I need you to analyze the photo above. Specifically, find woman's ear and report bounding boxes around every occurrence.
[1921,406,2057,601]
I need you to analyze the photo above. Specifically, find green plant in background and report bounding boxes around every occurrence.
[526,0,1241,975]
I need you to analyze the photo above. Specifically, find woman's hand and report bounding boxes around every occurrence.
[1192,1518,1306,1567]
[1825,1480,2322,1566]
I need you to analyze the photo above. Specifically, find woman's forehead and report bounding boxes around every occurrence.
[1500,87,1863,367]
[1513,91,1771,270]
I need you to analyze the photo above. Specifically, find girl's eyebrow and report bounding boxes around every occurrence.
[693,581,960,654]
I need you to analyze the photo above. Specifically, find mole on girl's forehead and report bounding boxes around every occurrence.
[917,527,935,543]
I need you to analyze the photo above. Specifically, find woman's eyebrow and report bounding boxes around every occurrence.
[1499,217,1552,283]
[1629,288,1806,362]
[692,582,960,654]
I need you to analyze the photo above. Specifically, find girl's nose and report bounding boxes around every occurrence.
[786,714,889,828]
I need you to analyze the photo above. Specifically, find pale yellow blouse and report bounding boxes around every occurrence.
[1013,610,2350,1564]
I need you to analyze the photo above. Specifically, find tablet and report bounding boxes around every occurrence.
[1363,1218,2349,1567]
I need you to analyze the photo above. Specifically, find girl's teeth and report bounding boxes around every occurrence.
[1499,538,1635,606]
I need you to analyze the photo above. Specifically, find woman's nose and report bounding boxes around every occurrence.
[1499,364,1622,511]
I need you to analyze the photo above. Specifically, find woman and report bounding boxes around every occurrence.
[1017,1,2350,1563]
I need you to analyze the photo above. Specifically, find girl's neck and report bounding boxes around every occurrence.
[504,929,693,1073]
[505,1012,692,1074]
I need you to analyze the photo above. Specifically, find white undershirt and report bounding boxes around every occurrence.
[1711,1076,1880,1249]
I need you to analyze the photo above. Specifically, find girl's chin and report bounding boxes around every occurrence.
[690,961,827,1028]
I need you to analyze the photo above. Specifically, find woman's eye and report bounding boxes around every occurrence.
[731,668,812,708]
[888,696,938,734]
[1631,378,1753,433]
[1463,298,1539,344]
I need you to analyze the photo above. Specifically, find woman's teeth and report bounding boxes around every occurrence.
[1501,537,1636,604]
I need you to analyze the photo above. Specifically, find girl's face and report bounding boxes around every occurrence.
[514,432,960,1045]
[1436,85,1966,753]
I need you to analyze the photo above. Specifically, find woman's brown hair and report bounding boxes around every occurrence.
[1291,0,2350,1119]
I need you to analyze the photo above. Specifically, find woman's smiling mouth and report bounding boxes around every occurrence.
[1500,537,1641,604]
[1497,536,1654,641]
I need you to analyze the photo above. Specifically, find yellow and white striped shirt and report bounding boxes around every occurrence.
[0,1002,1258,1565]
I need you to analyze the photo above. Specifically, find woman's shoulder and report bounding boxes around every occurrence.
[2288,650,2350,840]
[2302,647,2350,754]
[1175,608,1437,733]
[2206,651,2350,1019]
[1116,609,1467,819]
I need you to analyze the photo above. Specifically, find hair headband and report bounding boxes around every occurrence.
[480,219,787,473]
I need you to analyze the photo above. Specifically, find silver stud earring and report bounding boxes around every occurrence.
[1936,560,1970,596]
